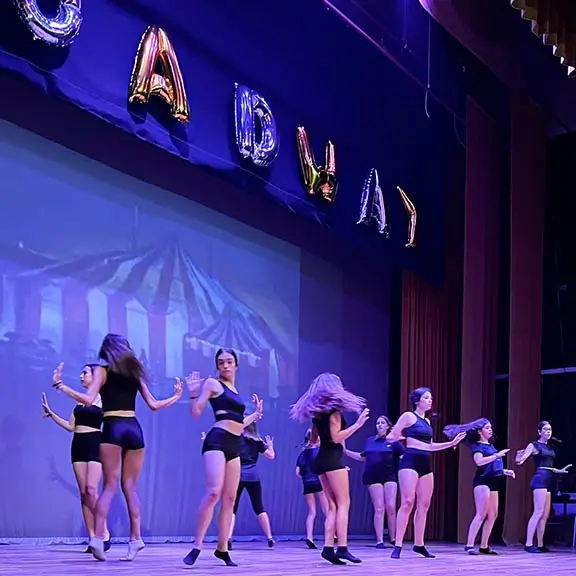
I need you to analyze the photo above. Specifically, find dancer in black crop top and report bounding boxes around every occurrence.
[387,387,465,559]
[291,372,369,565]
[296,428,330,549]
[42,363,110,552]
[516,420,572,553]
[183,348,263,568]
[345,415,403,547]
[444,418,515,555]
[53,333,182,562]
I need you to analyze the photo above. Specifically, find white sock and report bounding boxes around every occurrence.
[121,539,145,561]
[89,537,106,561]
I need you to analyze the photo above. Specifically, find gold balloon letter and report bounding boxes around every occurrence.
[296,126,337,203]
[397,186,417,248]
[128,26,190,123]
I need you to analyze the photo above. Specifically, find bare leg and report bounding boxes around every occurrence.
[318,475,337,547]
[479,491,499,549]
[324,469,350,547]
[525,489,547,547]
[86,462,109,540]
[304,494,317,541]
[536,492,552,547]
[257,513,273,539]
[413,473,434,547]
[72,462,93,538]
[367,484,385,544]
[119,449,145,561]
[393,469,418,549]
[217,457,241,552]
[383,481,398,542]
[466,486,489,547]
[195,451,226,549]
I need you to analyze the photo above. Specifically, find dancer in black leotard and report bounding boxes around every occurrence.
[229,421,275,548]
[444,418,515,555]
[184,349,263,567]
[53,333,182,561]
[516,421,572,553]
[41,364,110,551]
[345,415,403,547]
[387,387,465,559]
[296,428,330,549]
[290,372,369,565]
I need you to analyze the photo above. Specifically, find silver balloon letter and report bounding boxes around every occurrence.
[13,0,82,47]
[357,168,389,236]
[234,83,279,167]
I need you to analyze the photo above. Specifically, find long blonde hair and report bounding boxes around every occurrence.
[290,372,366,422]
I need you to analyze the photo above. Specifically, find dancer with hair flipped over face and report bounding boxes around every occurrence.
[516,420,572,553]
[443,418,515,555]
[41,364,111,552]
[387,387,465,559]
[184,348,263,567]
[290,373,369,565]
[53,334,183,561]
[345,415,404,548]
[296,428,330,549]
[228,421,276,548]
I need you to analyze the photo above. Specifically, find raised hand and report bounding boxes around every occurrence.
[504,469,515,479]
[200,431,206,441]
[252,393,263,418]
[356,408,370,428]
[173,377,183,398]
[451,431,467,446]
[41,392,51,417]
[557,464,573,474]
[185,371,202,397]
[497,448,511,458]
[264,434,274,447]
[52,362,64,389]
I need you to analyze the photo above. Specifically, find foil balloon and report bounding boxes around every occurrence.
[12,0,82,46]
[296,126,337,203]
[128,26,190,123]
[397,185,417,248]
[357,168,389,237]
[234,83,279,167]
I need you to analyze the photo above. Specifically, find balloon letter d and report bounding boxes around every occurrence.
[128,26,190,123]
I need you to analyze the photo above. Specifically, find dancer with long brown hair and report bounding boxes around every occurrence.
[345,414,403,547]
[516,420,571,553]
[290,372,369,565]
[387,387,465,559]
[53,333,182,561]
[41,364,110,552]
[296,428,329,549]
[183,348,262,567]
[444,418,515,555]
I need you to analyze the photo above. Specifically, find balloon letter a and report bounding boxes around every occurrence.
[296,126,337,203]
[397,186,417,248]
[128,26,190,123]
[234,84,279,167]
[357,168,389,237]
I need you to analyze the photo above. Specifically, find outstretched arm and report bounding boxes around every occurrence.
[48,409,75,433]
[329,409,370,445]
[386,412,414,442]
[139,378,183,411]
[54,364,105,406]
[344,448,366,462]
[473,449,509,466]
[516,443,535,465]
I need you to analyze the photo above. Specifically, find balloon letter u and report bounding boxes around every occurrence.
[234,84,279,167]
[128,26,190,123]
[12,0,83,46]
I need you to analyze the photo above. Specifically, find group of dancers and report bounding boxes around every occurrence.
[41,334,571,566]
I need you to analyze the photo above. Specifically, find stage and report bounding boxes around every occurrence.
[3,540,574,575]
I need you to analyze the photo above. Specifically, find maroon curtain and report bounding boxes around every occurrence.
[457,98,501,542]
[400,149,464,541]
[502,95,546,545]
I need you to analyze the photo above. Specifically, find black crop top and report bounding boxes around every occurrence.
[532,441,555,469]
[100,369,139,412]
[73,404,103,430]
[313,410,346,449]
[403,412,433,443]
[209,381,245,424]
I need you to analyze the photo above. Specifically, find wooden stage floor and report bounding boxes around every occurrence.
[2,540,575,575]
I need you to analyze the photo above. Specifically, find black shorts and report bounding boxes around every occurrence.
[202,427,241,461]
[398,448,432,477]
[473,475,504,492]
[101,416,144,450]
[313,444,344,475]
[531,469,556,492]
[71,431,101,463]
[362,465,397,486]
[303,481,323,495]
[234,480,265,515]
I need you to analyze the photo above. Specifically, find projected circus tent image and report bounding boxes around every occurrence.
[0,235,296,410]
